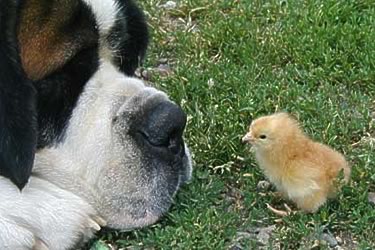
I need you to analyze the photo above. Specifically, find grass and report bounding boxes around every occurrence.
[93,0,375,249]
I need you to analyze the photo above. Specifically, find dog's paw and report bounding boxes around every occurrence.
[80,215,107,243]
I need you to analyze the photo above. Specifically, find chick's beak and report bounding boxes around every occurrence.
[242,133,254,144]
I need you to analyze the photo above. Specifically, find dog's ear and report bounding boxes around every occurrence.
[112,0,149,76]
[17,0,98,80]
[0,1,37,189]
[0,72,37,189]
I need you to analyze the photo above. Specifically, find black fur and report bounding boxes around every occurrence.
[112,0,149,75]
[0,0,149,189]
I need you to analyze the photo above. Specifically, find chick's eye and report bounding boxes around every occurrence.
[259,134,267,139]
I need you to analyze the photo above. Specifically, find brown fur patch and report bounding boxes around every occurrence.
[17,0,97,80]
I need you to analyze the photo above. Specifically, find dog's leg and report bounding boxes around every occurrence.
[0,176,106,249]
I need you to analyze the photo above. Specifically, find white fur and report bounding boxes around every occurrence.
[82,0,119,36]
[82,0,119,61]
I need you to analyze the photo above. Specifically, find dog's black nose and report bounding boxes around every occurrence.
[139,101,186,155]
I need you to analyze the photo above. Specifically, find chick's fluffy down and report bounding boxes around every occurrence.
[243,112,350,213]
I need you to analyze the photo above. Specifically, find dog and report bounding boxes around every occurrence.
[0,0,148,189]
[0,0,193,248]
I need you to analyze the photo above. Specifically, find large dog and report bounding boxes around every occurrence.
[0,0,192,249]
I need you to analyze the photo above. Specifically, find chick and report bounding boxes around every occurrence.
[242,112,351,213]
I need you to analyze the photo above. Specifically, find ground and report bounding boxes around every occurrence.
[90,0,375,249]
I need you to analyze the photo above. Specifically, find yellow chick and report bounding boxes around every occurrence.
[242,112,351,213]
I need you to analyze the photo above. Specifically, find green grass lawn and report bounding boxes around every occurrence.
[93,0,375,249]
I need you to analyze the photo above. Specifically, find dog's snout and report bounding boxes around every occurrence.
[139,101,187,155]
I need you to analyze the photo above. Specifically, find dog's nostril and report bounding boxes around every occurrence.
[140,101,186,154]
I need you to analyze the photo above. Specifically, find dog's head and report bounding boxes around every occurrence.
[49,62,192,231]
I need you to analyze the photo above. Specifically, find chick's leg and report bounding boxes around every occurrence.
[266,203,292,216]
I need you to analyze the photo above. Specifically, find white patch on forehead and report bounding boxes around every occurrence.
[82,0,121,62]
[82,0,119,35]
